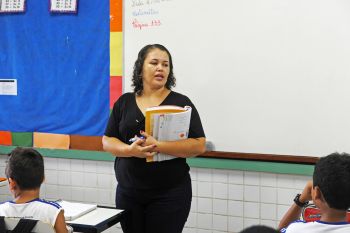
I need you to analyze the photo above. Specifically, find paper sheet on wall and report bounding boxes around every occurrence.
[0,79,17,96]
[33,132,70,149]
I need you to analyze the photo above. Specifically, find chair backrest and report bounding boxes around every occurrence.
[1,217,56,233]
[302,204,350,222]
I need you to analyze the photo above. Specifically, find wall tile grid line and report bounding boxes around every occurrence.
[0,155,311,233]
[189,168,310,232]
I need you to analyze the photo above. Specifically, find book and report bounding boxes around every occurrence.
[57,200,97,221]
[145,105,192,162]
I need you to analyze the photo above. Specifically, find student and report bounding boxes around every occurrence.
[102,44,206,233]
[279,152,350,232]
[240,225,279,233]
[0,147,69,233]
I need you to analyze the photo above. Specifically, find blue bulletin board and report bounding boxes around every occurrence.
[0,0,109,136]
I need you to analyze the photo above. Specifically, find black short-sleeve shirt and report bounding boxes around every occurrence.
[105,91,205,189]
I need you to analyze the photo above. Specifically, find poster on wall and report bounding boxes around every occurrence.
[49,0,78,13]
[0,0,25,13]
[0,0,109,136]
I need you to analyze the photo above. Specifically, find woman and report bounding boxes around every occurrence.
[102,44,206,233]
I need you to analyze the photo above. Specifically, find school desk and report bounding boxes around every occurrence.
[67,206,124,233]
[0,178,6,187]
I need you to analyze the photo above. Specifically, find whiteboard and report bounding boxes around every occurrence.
[124,0,350,157]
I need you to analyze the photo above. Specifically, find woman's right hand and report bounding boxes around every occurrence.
[128,137,157,158]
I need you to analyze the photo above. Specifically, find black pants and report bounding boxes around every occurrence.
[115,175,192,233]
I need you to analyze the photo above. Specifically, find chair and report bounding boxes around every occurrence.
[0,216,56,233]
[302,204,350,222]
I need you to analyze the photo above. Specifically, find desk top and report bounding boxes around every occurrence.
[67,207,123,225]
[0,178,7,187]
[67,207,124,233]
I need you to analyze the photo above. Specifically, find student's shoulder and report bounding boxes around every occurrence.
[0,201,8,214]
[34,199,61,209]
[0,201,11,208]
[0,201,11,205]
[281,220,317,233]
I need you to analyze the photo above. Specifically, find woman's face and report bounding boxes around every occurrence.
[141,48,170,90]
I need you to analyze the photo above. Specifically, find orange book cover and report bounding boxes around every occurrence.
[145,105,186,135]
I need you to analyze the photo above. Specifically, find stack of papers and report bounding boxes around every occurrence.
[57,200,97,221]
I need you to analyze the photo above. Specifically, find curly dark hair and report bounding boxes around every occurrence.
[132,44,176,95]
[6,147,44,190]
[313,152,350,210]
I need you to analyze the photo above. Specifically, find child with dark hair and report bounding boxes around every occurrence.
[240,225,279,233]
[0,147,68,233]
[279,152,350,232]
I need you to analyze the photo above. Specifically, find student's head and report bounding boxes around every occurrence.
[6,147,45,191]
[239,225,279,233]
[132,44,176,95]
[313,152,350,210]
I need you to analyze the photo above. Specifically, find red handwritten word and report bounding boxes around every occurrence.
[132,19,162,30]
[132,19,148,30]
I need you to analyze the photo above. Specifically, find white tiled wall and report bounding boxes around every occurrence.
[0,155,311,233]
